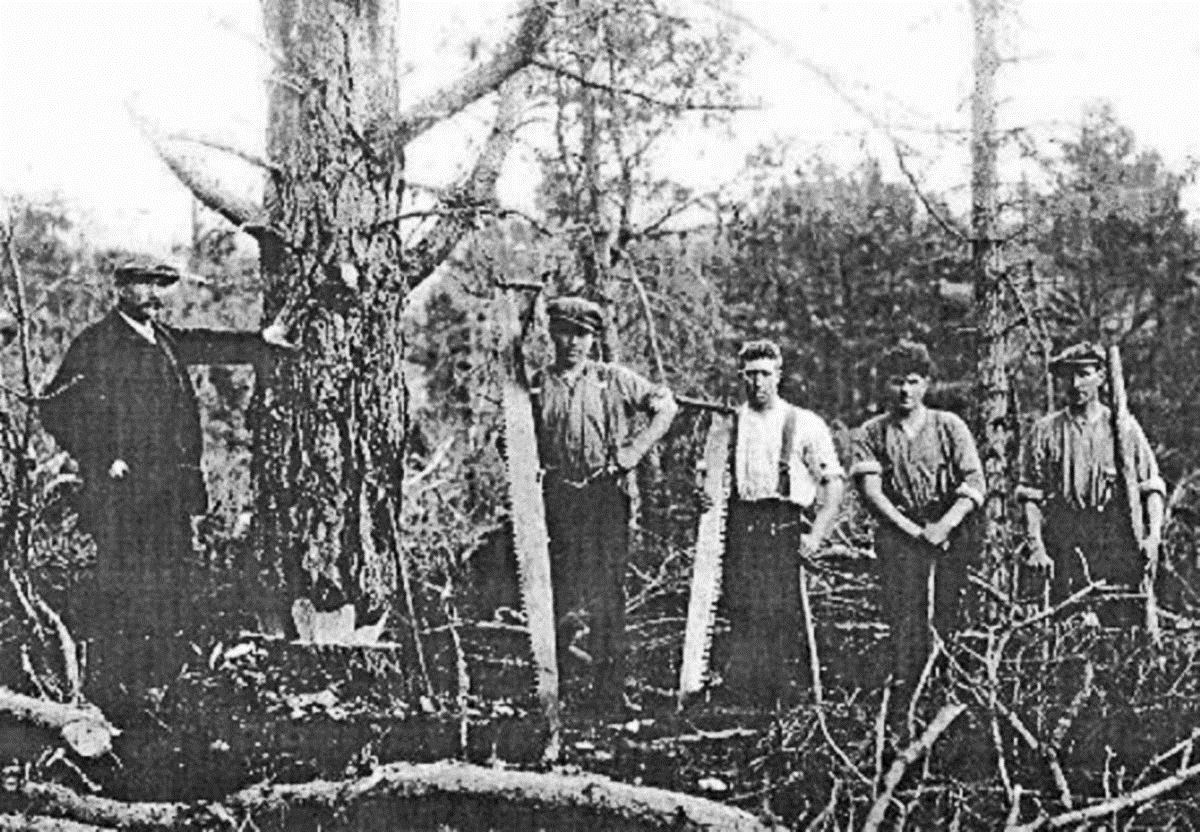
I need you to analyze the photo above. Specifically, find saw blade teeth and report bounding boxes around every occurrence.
[497,291,561,751]
[679,412,733,698]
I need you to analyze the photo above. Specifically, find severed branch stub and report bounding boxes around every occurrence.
[0,688,119,759]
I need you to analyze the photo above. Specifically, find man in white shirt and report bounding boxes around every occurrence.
[719,339,845,706]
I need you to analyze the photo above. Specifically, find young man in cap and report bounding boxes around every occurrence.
[718,339,845,707]
[534,296,677,711]
[1017,342,1165,626]
[850,341,985,689]
[40,260,289,698]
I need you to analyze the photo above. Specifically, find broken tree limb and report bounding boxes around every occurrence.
[127,107,271,237]
[0,689,119,759]
[861,702,968,832]
[403,76,531,287]
[6,761,779,831]
[1007,760,1200,831]
[381,0,556,148]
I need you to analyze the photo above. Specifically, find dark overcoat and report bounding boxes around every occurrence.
[41,310,266,539]
[39,310,266,688]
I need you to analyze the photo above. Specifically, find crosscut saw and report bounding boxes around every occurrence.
[498,283,561,760]
[678,408,734,703]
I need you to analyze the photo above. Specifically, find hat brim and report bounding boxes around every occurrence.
[1050,358,1104,373]
[549,315,600,335]
[115,272,179,287]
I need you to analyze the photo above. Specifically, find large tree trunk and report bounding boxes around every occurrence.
[253,0,406,630]
[142,0,554,642]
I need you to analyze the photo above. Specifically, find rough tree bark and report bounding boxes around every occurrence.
[145,0,555,637]
[2,762,776,832]
[970,0,1011,582]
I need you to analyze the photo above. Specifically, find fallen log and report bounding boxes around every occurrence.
[0,813,110,831]
[0,689,118,759]
[5,761,779,831]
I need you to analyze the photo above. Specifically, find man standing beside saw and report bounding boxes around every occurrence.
[534,296,677,712]
[718,339,845,707]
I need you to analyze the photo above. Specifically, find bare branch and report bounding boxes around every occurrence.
[1008,761,1200,831]
[862,702,968,832]
[404,77,530,288]
[383,0,556,147]
[892,141,968,241]
[165,133,280,173]
[128,106,272,237]
[531,59,759,112]
[620,262,666,382]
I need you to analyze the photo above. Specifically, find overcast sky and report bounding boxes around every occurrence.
[1,0,1197,256]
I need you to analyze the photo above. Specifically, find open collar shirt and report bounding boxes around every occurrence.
[1016,405,1165,510]
[536,360,672,484]
[733,400,844,507]
[850,408,986,523]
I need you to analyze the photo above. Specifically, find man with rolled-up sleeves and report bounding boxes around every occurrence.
[851,341,985,690]
[1017,342,1165,627]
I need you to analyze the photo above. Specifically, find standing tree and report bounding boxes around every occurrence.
[970,0,1014,579]
[533,0,745,358]
[142,0,556,639]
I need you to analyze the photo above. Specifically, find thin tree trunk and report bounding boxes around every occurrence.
[971,0,1010,583]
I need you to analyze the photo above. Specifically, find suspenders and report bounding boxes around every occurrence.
[732,404,801,499]
[777,405,800,498]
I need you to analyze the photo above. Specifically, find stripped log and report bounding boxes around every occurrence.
[4,761,779,831]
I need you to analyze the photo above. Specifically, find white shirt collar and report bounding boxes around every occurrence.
[118,310,157,344]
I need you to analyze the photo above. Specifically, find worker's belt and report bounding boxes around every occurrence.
[544,467,620,490]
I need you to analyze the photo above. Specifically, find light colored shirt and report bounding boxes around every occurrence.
[118,311,157,344]
[1016,405,1165,510]
[734,400,844,507]
[850,408,986,522]
[536,360,672,482]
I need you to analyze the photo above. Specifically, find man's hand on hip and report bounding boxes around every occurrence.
[1139,534,1162,564]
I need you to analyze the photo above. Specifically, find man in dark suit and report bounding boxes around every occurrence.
[40,260,287,696]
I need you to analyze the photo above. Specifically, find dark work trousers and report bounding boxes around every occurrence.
[875,524,970,688]
[1043,505,1143,627]
[67,472,199,704]
[543,476,630,707]
[720,498,807,706]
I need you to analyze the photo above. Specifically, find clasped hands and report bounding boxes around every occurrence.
[902,516,954,552]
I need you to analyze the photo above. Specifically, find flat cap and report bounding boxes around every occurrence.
[113,260,180,286]
[547,296,603,334]
[1049,341,1105,371]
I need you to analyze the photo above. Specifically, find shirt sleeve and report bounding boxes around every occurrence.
[849,419,883,477]
[1015,420,1047,503]
[610,365,674,414]
[1128,417,1167,497]
[799,411,845,482]
[944,413,986,507]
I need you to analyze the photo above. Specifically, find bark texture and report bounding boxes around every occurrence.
[3,762,776,832]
